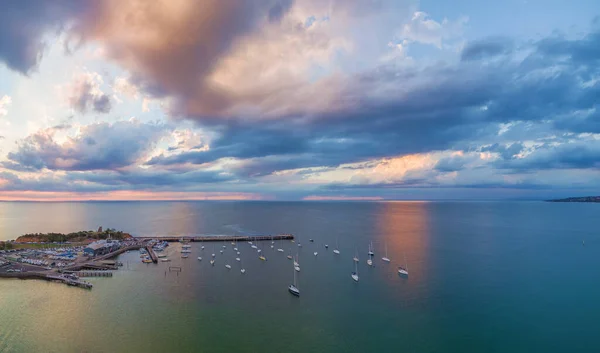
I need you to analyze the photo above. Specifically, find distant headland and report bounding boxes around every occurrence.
[546,196,600,203]
[15,227,132,244]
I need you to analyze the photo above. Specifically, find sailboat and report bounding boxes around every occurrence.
[313,251,318,256]
[294,254,300,271]
[210,259,215,266]
[259,245,267,260]
[382,242,390,262]
[240,258,246,274]
[197,256,202,261]
[368,242,374,256]
[353,247,359,262]
[333,237,340,255]
[288,259,300,297]
[398,253,409,276]
[212,245,216,258]
[351,261,359,282]
[235,257,241,262]
[225,264,232,269]
[287,249,293,260]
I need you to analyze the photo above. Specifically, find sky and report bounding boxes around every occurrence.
[0,0,599,201]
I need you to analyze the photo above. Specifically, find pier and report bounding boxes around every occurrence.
[145,245,158,263]
[136,234,294,242]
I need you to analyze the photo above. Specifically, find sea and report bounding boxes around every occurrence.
[0,201,598,353]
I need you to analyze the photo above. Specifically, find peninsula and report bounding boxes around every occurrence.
[546,196,600,203]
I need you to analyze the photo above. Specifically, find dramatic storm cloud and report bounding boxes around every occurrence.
[0,0,599,200]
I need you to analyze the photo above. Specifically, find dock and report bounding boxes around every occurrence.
[136,234,294,242]
[0,272,93,289]
[145,245,158,263]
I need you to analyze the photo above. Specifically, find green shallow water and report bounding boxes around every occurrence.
[1,201,599,352]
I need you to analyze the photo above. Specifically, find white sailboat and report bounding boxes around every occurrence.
[313,251,318,256]
[353,247,359,262]
[240,258,246,274]
[333,237,340,254]
[197,256,202,261]
[210,259,215,266]
[294,254,300,272]
[288,259,300,297]
[382,242,390,262]
[225,264,232,269]
[212,245,216,258]
[235,257,241,262]
[287,249,293,260]
[368,242,374,256]
[398,253,409,276]
[351,261,359,282]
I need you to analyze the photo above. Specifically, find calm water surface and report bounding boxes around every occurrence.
[0,201,599,352]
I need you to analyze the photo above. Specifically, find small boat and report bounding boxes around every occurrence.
[382,242,390,262]
[157,254,167,258]
[222,245,226,248]
[333,237,340,254]
[236,251,240,255]
[235,257,241,262]
[314,252,318,256]
[197,257,202,261]
[259,255,267,261]
[270,245,274,249]
[251,244,258,249]
[352,261,359,282]
[220,250,224,254]
[294,266,300,272]
[257,249,262,253]
[248,241,252,245]
[241,268,246,274]
[142,258,152,263]
[325,244,329,249]
[225,264,232,269]
[398,253,409,276]
[210,259,215,266]
[234,247,238,251]
[161,258,171,262]
[181,249,191,253]
[277,248,284,252]
[182,244,191,249]
[201,246,205,250]
[298,243,302,247]
[368,242,374,256]
[288,259,300,297]
[353,248,359,262]
[287,255,293,260]
[231,242,235,245]
[309,239,314,242]
[212,253,216,258]
[182,254,189,258]
[367,258,373,266]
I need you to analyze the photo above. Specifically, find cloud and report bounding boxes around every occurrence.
[399,11,468,48]
[461,37,513,61]
[0,95,11,117]
[0,1,94,73]
[4,120,167,171]
[65,72,112,114]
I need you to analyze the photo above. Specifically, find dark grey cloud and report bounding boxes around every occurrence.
[497,141,600,171]
[4,121,167,171]
[0,0,93,73]
[461,37,513,61]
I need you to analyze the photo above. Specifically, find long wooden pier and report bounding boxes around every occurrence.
[137,234,294,242]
